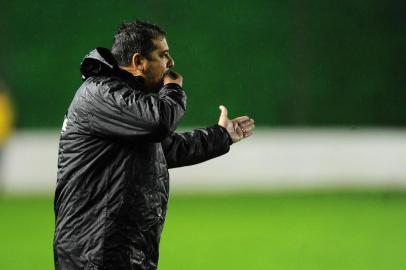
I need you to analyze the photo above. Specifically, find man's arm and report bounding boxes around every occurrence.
[161,124,232,169]
[161,105,255,168]
[87,72,185,142]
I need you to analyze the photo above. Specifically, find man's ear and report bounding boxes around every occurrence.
[131,53,146,73]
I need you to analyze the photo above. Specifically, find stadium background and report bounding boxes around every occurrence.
[1,0,405,269]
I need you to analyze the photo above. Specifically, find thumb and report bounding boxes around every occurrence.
[219,105,228,118]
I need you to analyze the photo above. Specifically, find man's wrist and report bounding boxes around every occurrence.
[216,124,233,146]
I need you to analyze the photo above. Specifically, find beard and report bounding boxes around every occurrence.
[145,70,166,93]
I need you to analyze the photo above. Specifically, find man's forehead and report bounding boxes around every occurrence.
[153,37,169,52]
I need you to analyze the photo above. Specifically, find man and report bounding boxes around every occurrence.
[53,19,255,270]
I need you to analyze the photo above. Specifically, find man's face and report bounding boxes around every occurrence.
[142,37,175,92]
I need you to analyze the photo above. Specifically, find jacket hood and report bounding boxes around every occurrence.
[80,47,119,80]
[79,47,145,90]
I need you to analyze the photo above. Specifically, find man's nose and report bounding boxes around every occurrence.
[167,56,175,68]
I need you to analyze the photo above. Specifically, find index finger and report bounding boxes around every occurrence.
[232,116,250,123]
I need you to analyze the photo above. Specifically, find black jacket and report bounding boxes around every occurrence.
[53,47,232,270]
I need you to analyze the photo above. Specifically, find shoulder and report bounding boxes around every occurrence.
[84,76,141,97]
[82,76,145,109]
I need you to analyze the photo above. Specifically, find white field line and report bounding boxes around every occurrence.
[1,128,405,193]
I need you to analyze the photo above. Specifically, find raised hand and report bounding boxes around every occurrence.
[163,70,183,87]
[218,105,255,143]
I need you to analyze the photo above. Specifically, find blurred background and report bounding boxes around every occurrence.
[0,0,405,269]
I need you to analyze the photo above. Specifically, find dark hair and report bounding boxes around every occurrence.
[111,19,166,66]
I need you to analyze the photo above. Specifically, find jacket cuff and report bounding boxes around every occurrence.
[214,124,233,146]
[161,83,183,91]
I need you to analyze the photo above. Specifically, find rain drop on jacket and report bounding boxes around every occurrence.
[53,47,232,270]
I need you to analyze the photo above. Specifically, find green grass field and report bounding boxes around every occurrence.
[1,190,406,270]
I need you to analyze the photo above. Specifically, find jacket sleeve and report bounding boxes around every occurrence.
[161,124,233,169]
[87,81,186,142]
